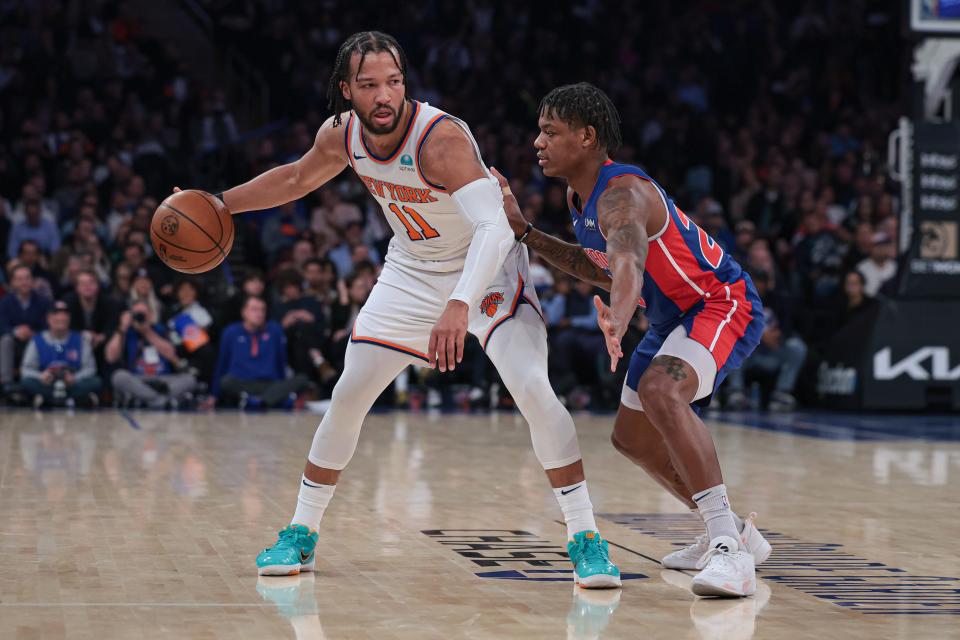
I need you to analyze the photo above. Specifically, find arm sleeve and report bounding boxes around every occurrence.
[448,177,516,307]
[76,335,96,380]
[20,339,41,379]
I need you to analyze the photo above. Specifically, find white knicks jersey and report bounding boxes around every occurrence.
[343,101,489,271]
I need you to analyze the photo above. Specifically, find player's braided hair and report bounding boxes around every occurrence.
[539,82,622,152]
[327,31,410,127]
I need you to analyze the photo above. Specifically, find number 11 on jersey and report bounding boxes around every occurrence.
[387,203,441,241]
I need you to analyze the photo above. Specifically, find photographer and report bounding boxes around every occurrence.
[105,301,197,408]
[20,300,102,408]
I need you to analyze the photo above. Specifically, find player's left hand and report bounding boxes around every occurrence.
[489,167,528,237]
[594,295,625,372]
[429,300,468,372]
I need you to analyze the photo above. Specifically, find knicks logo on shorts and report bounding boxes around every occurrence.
[480,292,505,318]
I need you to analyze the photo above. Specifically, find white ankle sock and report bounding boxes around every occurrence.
[292,476,335,531]
[692,484,740,545]
[554,482,598,538]
[694,506,744,532]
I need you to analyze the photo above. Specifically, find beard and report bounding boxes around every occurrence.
[357,101,404,136]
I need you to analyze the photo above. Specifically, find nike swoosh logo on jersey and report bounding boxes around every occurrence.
[353,153,366,160]
[560,484,582,495]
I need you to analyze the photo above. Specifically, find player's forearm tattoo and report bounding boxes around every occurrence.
[651,355,688,381]
[599,186,649,276]
[524,229,612,290]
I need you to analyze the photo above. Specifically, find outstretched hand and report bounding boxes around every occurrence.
[594,295,625,372]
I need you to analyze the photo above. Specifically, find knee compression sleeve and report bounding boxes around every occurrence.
[485,306,582,469]
[307,341,413,470]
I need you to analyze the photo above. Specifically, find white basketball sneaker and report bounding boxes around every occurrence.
[662,533,709,570]
[662,513,771,570]
[691,536,757,597]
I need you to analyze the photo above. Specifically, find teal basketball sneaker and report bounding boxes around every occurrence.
[567,531,622,588]
[256,524,319,576]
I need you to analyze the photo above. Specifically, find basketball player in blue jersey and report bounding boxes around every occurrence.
[176,35,620,586]
[493,83,772,597]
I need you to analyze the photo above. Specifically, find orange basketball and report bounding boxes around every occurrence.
[150,190,234,274]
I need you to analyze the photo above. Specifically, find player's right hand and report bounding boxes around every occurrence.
[594,295,625,372]
[489,167,528,237]
[428,300,468,372]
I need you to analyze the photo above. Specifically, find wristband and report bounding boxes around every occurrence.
[517,222,534,244]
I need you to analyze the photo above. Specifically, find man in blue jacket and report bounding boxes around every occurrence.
[1,264,51,388]
[213,296,309,408]
[19,300,102,408]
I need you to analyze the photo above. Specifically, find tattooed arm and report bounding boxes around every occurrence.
[522,229,612,290]
[489,168,611,290]
[594,176,661,370]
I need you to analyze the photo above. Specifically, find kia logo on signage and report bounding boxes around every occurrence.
[873,347,960,381]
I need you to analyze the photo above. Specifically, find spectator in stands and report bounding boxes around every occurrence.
[328,272,373,369]
[793,210,846,303]
[543,277,608,407]
[120,243,167,292]
[732,220,756,264]
[725,270,808,411]
[0,265,51,388]
[697,197,736,254]
[7,199,59,259]
[167,280,216,381]
[110,262,134,302]
[223,269,267,325]
[105,300,197,408]
[19,300,102,408]
[310,188,362,236]
[328,221,381,277]
[11,239,55,290]
[129,268,162,320]
[64,268,119,367]
[857,232,897,297]
[212,296,309,408]
[824,270,879,334]
[291,238,317,271]
[272,268,333,385]
[844,221,876,271]
[262,201,307,262]
[303,258,337,309]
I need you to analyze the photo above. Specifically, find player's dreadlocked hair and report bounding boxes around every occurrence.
[327,31,410,127]
[539,82,622,152]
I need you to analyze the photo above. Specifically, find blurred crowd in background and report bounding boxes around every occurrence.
[0,0,902,411]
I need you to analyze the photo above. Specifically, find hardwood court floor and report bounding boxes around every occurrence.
[1,408,958,639]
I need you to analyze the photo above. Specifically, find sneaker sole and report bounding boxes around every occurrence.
[574,571,622,589]
[258,563,301,576]
[691,577,756,598]
[258,557,315,576]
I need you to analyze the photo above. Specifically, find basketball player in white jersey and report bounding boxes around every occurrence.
[185,32,620,586]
